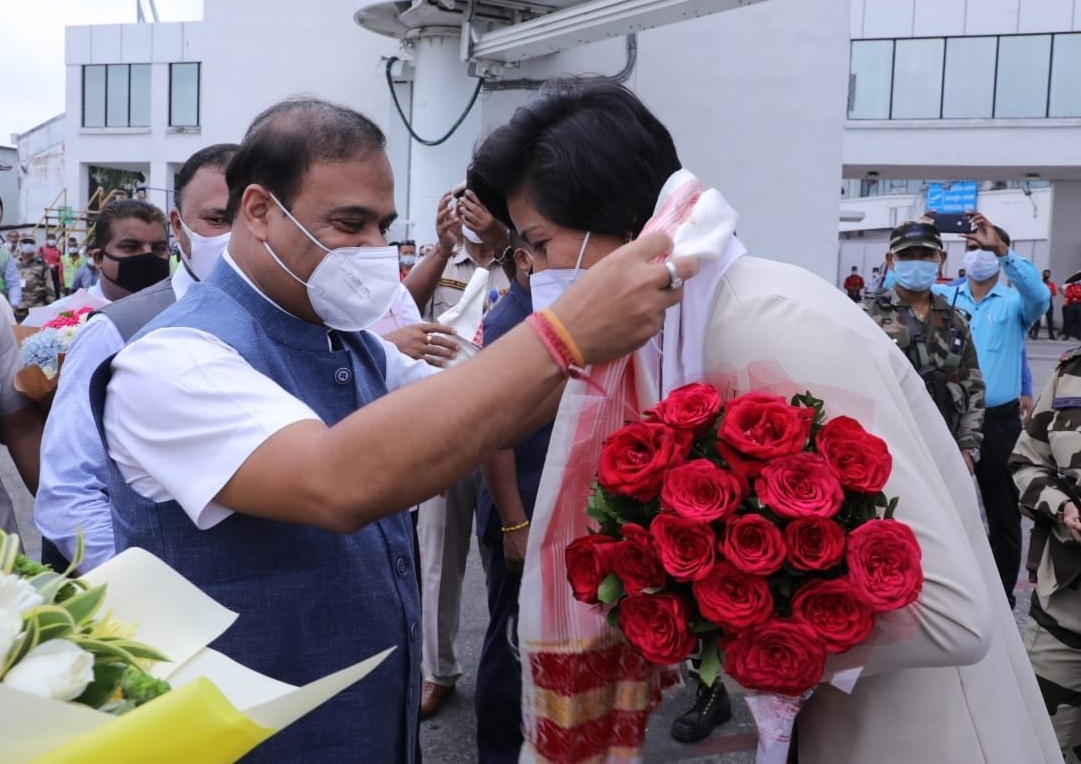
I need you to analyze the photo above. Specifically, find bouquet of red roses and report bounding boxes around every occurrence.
[564,383,923,696]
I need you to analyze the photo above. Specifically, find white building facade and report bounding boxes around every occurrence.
[47,0,850,279]
[840,0,1081,283]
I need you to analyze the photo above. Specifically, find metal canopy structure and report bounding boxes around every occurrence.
[355,0,771,65]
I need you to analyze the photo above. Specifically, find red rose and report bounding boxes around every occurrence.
[565,534,618,604]
[755,453,844,520]
[720,513,786,575]
[648,382,723,435]
[845,519,924,612]
[790,577,875,653]
[597,421,693,502]
[617,593,697,665]
[620,522,652,545]
[691,560,773,632]
[612,537,667,595]
[723,618,828,696]
[660,459,746,523]
[816,416,892,494]
[716,393,815,476]
[650,512,717,582]
[784,517,846,571]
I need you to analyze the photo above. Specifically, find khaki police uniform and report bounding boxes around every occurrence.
[420,247,510,329]
[864,288,985,450]
[1011,346,1081,762]
[417,246,509,692]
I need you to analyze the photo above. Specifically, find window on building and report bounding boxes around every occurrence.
[169,63,200,127]
[848,32,1081,121]
[82,64,151,128]
[942,37,996,118]
[1050,34,1081,117]
[995,35,1051,118]
[83,66,106,128]
[848,40,893,119]
[891,38,944,119]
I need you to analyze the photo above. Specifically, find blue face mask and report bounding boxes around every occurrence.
[892,259,939,292]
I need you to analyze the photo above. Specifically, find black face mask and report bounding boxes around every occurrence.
[102,251,170,294]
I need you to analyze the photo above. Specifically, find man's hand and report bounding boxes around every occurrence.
[382,322,459,367]
[1020,395,1035,426]
[963,212,1009,257]
[551,232,697,365]
[457,190,508,250]
[1063,502,1081,544]
[435,191,460,255]
[502,525,529,575]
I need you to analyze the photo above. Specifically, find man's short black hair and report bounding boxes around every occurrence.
[225,97,386,223]
[468,78,681,240]
[174,143,239,213]
[90,200,168,252]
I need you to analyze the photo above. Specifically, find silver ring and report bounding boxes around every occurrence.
[664,260,683,291]
[426,333,434,345]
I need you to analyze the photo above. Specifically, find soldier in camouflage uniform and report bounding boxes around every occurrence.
[865,220,985,469]
[1011,339,1081,763]
[14,236,56,322]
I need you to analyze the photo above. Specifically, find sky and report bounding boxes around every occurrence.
[1,0,204,145]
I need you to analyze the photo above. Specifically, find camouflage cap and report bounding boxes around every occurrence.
[889,221,943,254]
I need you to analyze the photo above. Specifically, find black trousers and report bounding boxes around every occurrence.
[1064,303,1081,340]
[1031,307,1057,338]
[475,523,525,764]
[975,401,1023,608]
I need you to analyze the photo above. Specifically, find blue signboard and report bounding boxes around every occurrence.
[926,181,978,213]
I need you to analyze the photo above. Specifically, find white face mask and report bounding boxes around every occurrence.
[963,249,1001,282]
[178,217,230,281]
[528,231,591,313]
[46,239,56,247]
[19,243,35,255]
[264,193,400,332]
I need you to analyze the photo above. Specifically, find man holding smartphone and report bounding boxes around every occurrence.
[933,212,1050,609]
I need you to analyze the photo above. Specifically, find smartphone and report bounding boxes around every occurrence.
[934,213,973,234]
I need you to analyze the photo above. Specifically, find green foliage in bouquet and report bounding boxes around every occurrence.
[568,385,923,695]
[0,530,171,713]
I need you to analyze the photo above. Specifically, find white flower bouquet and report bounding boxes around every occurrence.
[0,531,391,763]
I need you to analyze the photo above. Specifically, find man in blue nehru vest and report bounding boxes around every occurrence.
[90,97,695,761]
[932,211,1049,609]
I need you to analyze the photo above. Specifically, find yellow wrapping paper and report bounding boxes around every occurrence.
[1,548,393,763]
[32,678,273,764]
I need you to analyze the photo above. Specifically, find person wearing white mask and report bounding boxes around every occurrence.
[403,186,511,719]
[34,143,238,572]
[932,212,1050,611]
[89,97,691,762]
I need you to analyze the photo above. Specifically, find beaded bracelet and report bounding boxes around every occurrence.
[501,519,530,534]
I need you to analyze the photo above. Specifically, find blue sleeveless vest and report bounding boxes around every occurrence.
[90,260,420,763]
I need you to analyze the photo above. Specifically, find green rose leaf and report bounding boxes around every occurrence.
[698,637,722,689]
[597,573,625,605]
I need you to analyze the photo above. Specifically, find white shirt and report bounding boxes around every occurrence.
[104,254,433,530]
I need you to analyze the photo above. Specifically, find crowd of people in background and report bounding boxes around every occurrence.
[0,79,1078,763]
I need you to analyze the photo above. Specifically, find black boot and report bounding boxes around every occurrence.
[670,680,733,743]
